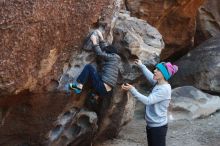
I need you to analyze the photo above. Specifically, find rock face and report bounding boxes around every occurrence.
[170,35,220,94]
[0,92,74,146]
[169,86,220,120]
[0,2,165,145]
[195,0,220,45]
[112,11,164,82]
[48,108,98,146]
[0,0,116,96]
[125,0,205,59]
[56,11,164,143]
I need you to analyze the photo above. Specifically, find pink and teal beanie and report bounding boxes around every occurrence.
[156,62,178,80]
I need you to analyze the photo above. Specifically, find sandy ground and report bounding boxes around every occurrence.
[96,102,220,146]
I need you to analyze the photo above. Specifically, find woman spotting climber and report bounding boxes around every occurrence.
[69,30,121,100]
[122,60,178,146]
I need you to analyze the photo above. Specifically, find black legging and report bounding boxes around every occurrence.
[146,124,168,146]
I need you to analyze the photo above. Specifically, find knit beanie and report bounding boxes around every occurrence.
[156,62,178,80]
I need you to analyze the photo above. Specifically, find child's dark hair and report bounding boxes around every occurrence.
[103,45,118,54]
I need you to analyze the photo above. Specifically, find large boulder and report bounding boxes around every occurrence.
[0,4,165,145]
[171,35,220,94]
[0,0,116,96]
[169,86,220,120]
[56,11,164,143]
[195,0,220,45]
[125,0,205,59]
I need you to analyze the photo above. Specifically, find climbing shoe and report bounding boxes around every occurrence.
[69,82,82,94]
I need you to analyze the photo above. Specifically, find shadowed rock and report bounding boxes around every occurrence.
[48,109,98,146]
[171,35,220,94]
[0,92,75,146]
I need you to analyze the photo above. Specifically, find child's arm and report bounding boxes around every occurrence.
[91,35,115,60]
[96,29,107,50]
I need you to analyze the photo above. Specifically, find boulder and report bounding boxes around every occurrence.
[169,86,220,120]
[171,35,220,94]
[0,1,166,145]
[112,11,164,82]
[56,11,164,143]
[0,92,75,145]
[0,0,116,96]
[48,108,98,146]
[125,0,205,59]
[195,0,220,45]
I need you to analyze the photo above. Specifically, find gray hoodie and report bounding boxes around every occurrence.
[129,64,171,127]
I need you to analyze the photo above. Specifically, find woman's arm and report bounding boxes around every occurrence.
[121,83,167,105]
[135,59,157,85]
[129,87,166,105]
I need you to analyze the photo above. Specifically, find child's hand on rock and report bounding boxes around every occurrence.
[91,35,98,45]
[96,30,104,41]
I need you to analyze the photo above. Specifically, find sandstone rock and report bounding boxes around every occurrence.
[125,0,205,59]
[0,1,166,145]
[0,92,74,145]
[0,0,116,96]
[0,1,127,145]
[170,35,220,94]
[169,86,220,120]
[195,0,220,45]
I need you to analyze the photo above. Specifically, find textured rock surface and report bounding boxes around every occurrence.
[48,108,98,146]
[0,92,73,145]
[0,1,166,145]
[169,86,220,120]
[126,0,205,59]
[93,88,135,142]
[0,0,122,145]
[0,0,115,96]
[56,11,164,143]
[171,35,220,94]
[112,11,164,82]
[195,0,220,45]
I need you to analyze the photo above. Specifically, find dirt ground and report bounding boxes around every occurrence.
[96,102,220,146]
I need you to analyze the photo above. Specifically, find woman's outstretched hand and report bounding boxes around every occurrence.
[121,83,134,91]
[134,59,142,66]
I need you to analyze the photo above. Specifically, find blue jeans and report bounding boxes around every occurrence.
[77,64,108,96]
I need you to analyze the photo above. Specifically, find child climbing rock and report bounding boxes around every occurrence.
[69,30,121,99]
